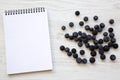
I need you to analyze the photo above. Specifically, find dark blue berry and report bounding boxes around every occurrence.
[85,25,90,30]
[103,36,109,42]
[71,48,77,53]
[111,38,116,43]
[100,54,106,60]
[89,45,95,51]
[103,32,108,36]
[85,43,90,48]
[69,36,74,40]
[94,25,99,30]
[100,23,105,28]
[93,40,98,44]
[113,43,119,49]
[92,30,98,35]
[109,19,114,24]
[83,16,88,22]
[69,22,74,27]
[98,39,103,44]
[61,26,66,30]
[76,57,82,63]
[110,54,116,61]
[108,42,113,47]
[67,52,72,56]
[78,42,83,47]
[65,47,70,52]
[82,58,87,64]
[89,57,95,63]
[79,21,84,26]
[108,28,113,33]
[90,51,97,57]
[80,50,85,55]
[72,32,78,38]
[93,16,98,21]
[60,45,65,51]
[65,33,69,38]
[73,53,78,58]
[75,11,80,16]
[103,45,110,52]
[109,33,115,38]
[98,50,104,55]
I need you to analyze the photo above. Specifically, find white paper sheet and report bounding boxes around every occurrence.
[3,8,53,74]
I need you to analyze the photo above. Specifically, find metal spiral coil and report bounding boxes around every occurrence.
[5,7,45,15]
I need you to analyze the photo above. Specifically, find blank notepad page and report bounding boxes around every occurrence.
[3,7,53,74]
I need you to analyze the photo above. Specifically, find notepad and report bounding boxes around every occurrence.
[3,7,53,74]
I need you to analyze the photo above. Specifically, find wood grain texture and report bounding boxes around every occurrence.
[0,0,120,80]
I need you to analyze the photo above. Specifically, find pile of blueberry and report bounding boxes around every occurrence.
[60,11,119,64]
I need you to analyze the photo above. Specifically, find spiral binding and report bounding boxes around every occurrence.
[5,7,45,15]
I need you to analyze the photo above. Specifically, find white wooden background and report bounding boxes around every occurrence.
[0,0,120,80]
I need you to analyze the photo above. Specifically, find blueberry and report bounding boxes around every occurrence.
[98,45,104,50]
[98,39,103,44]
[78,42,83,47]
[82,58,87,64]
[103,32,108,36]
[94,25,99,30]
[93,40,98,44]
[109,19,114,24]
[92,36,96,40]
[100,54,106,60]
[71,48,77,53]
[81,32,87,39]
[85,25,90,30]
[82,38,88,43]
[90,28,94,32]
[61,26,66,30]
[75,11,80,16]
[100,23,105,28]
[72,32,78,38]
[98,50,104,55]
[87,35,92,40]
[65,33,69,38]
[97,28,102,32]
[83,16,88,22]
[93,16,98,21]
[69,22,74,27]
[80,50,85,55]
[108,42,113,47]
[89,57,96,63]
[78,31,82,35]
[74,38,79,42]
[103,36,110,42]
[78,37,82,42]
[67,52,72,56]
[111,38,116,43]
[99,45,104,49]
[65,47,70,52]
[90,51,97,57]
[60,45,65,51]
[69,36,74,40]
[85,43,90,48]
[73,53,78,58]
[103,45,110,52]
[94,44,99,49]
[113,43,119,49]
[76,57,82,63]
[79,21,84,26]
[108,28,113,33]
[92,30,98,35]
[110,54,116,61]
[89,45,95,51]
[109,33,115,38]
